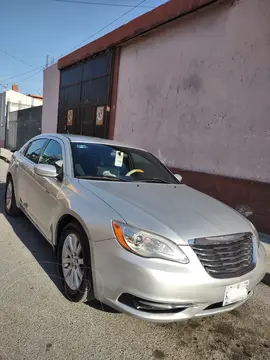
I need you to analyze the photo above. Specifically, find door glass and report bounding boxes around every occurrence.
[24,139,48,164]
[39,140,63,173]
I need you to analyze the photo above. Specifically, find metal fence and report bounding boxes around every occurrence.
[5,106,42,150]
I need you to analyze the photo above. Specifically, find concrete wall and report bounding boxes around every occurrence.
[41,64,60,134]
[0,90,42,148]
[114,0,270,183]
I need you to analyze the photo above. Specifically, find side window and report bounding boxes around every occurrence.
[24,139,48,164]
[39,140,63,172]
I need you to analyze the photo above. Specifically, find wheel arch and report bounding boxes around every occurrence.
[54,212,91,254]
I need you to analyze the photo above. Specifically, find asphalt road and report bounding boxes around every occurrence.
[0,160,269,360]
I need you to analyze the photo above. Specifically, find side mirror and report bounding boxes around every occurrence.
[10,148,17,153]
[174,173,182,183]
[34,164,58,178]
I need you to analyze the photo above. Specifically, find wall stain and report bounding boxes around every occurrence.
[183,74,202,92]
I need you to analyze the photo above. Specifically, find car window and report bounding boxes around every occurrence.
[71,142,178,184]
[131,153,161,175]
[39,140,63,172]
[24,139,48,164]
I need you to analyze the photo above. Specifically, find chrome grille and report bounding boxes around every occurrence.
[191,233,255,279]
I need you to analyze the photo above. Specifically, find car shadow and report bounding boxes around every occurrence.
[0,180,118,313]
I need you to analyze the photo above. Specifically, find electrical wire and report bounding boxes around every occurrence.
[54,0,153,8]
[1,67,43,82]
[0,48,34,68]
[18,68,44,83]
[2,0,149,86]
[58,0,148,56]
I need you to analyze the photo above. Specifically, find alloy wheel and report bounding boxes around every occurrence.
[6,181,13,211]
[62,233,84,291]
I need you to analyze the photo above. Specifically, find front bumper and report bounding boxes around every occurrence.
[92,240,267,323]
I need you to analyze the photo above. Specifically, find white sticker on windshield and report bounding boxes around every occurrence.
[115,151,124,167]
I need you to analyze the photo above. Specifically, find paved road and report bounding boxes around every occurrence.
[0,160,269,360]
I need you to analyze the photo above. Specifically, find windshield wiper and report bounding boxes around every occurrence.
[138,178,173,184]
[77,175,129,182]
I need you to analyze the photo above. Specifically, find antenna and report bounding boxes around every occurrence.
[45,55,49,68]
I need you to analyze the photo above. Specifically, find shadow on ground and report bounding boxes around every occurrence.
[0,180,118,313]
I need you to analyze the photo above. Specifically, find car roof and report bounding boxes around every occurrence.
[40,133,147,151]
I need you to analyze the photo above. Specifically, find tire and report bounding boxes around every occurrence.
[57,221,95,303]
[4,176,20,216]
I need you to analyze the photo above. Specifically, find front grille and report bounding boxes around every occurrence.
[191,233,255,279]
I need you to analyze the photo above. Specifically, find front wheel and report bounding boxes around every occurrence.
[57,222,95,302]
[4,177,20,216]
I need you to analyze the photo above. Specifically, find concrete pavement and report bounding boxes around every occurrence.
[0,159,269,360]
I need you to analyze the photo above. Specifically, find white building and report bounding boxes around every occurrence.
[0,85,43,148]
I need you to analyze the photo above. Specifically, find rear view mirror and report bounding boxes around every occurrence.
[34,164,58,178]
[174,173,182,183]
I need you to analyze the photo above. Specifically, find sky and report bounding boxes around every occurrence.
[0,0,167,95]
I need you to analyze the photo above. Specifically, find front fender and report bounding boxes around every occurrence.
[52,184,124,246]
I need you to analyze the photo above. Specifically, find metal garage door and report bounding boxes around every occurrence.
[57,50,114,138]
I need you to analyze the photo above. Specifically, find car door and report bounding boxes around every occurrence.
[30,139,65,241]
[16,138,49,223]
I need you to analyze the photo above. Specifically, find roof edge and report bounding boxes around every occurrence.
[58,0,219,69]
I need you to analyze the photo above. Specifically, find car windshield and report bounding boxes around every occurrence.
[71,142,178,184]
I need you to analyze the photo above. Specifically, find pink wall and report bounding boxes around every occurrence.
[114,0,270,183]
[42,64,60,134]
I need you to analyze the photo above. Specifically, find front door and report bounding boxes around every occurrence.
[31,139,65,241]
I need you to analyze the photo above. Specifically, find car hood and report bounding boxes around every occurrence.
[79,181,252,244]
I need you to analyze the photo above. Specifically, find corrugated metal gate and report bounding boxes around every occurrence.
[57,50,114,138]
[6,111,18,150]
[6,106,42,150]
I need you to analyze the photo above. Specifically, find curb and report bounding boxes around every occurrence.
[0,156,10,164]
[0,148,11,164]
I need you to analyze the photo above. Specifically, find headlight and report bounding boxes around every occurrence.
[112,221,189,264]
[248,221,260,247]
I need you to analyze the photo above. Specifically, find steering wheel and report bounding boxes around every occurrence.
[125,169,144,177]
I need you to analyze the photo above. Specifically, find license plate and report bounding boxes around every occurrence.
[223,280,249,306]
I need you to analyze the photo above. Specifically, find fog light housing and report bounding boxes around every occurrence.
[118,293,193,313]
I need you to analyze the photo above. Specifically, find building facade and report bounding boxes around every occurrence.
[41,0,270,233]
[0,85,43,148]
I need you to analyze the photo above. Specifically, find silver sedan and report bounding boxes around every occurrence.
[4,134,267,323]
